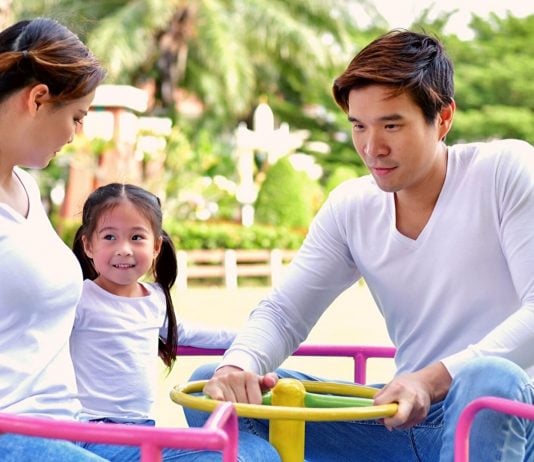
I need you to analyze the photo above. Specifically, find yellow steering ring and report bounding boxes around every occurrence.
[171,379,398,462]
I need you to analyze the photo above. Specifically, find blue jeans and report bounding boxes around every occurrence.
[0,418,280,461]
[185,357,534,461]
[0,434,106,462]
[80,417,280,461]
[440,356,534,462]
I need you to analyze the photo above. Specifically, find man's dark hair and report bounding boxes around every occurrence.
[333,30,454,124]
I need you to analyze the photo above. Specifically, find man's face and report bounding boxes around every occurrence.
[347,84,452,197]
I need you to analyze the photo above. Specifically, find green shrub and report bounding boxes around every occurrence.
[255,157,323,228]
[55,214,306,251]
[163,220,305,250]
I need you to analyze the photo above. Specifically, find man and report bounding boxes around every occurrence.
[187,30,534,461]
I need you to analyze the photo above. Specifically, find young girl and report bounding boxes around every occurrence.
[71,183,280,461]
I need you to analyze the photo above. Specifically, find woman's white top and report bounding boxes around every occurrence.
[0,167,82,419]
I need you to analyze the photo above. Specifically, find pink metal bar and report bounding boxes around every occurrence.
[204,400,239,462]
[454,396,534,462]
[291,344,395,383]
[0,401,238,462]
[178,344,396,384]
[178,346,226,356]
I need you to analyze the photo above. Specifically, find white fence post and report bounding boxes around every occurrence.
[224,250,238,289]
[175,249,295,288]
[270,249,283,287]
[176,250,188,290]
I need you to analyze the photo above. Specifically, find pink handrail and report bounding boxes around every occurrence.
[454,396,534,462]
[0,401,238,462]
[178,344,396,384]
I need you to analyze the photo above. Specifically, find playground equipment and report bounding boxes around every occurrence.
[2,344,521,461]
[0,344,393,462]
[172,378,398,462]
[173,344,398,461]
[0,401,238,462]
[454,396,534,462]
[178,345,534,461]
[177,343,397,384]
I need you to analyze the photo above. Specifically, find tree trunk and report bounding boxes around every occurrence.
[156,3,196,111]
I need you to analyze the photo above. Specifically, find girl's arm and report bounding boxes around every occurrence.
[177,320,237,349]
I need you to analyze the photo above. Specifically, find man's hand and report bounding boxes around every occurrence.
[203,365,279,404]
[373,362,452,430]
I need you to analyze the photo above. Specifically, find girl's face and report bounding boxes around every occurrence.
[82,200,162,297]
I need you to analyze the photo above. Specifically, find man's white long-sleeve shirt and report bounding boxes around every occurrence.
[221,139,534,378]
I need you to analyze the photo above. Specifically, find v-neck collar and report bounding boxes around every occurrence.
[0,168,31,223]
[389,148,453,246]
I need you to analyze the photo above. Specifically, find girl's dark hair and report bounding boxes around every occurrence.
[72,183,178,369]
[333,29,454,124]
[0,17,106,105]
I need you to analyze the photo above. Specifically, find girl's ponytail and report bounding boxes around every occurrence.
[154,230,178,368]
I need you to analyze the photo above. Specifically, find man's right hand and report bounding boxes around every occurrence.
[202,365,279,404]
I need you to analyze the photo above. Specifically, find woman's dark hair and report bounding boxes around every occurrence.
[72,183,178,369]
[0,17,106,105]
[333,29,454,124]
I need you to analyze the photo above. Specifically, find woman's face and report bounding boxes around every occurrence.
[24,88,96,169]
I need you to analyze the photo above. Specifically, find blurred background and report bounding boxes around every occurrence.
[3,0,533,261]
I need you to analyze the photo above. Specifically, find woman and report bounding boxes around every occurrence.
[0,16,108,461]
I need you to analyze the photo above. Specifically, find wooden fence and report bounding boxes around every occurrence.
[175,249,297,289]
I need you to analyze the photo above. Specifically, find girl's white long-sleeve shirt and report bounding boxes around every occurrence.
[70,280,236,421]
[220,139,534,379]
[0,168,83,419]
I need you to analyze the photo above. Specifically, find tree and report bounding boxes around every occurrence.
[445,13,534,144]
[14,0,371,123]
